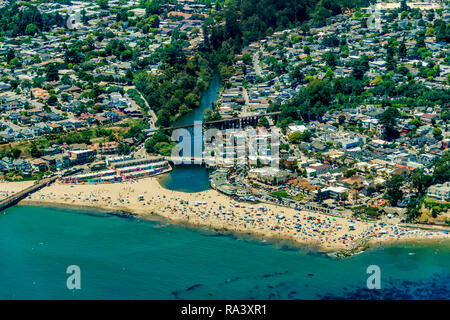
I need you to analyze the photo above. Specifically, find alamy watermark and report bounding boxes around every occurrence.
[66,10,82,30]
[366,4,382,32]
[66,265,81,290]
[366,265,381,290]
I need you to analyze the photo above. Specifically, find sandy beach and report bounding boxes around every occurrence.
[1,176,445,253]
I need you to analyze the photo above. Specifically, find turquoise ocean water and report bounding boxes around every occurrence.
[0,205,449,300]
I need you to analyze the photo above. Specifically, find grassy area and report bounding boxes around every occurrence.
[271,190,292,199]
[424,198,450,208]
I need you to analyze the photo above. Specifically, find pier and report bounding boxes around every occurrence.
[0,176,58,212]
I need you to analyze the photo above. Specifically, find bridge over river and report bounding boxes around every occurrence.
[162,112,281,132]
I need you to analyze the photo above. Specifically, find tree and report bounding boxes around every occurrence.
[406,197,420,222]
[145,128,170,154]
[118,142,131,155]
[11,148,21,159]
[288,130,311,143]
[301,130,312,142]
[411,169,432,195]
[81,9,89,24]
[433,152,450,184]
[47,95,58,105]
[385,174,406,206]
[432,128,443,140]
[288,131,303,144]
[399,40,407,58]
[345,169,357,178]
[25,24,39,35]
[29,145,42,158]
[400,0,408,12]
[5,49,15,64]
[379,107,400,140]
[290,65,305,83]
[97,0,109,9]
[257,116,269,128]
[125,125,145,141]
[323,51,338,69]
[242,53,252,65]
[46,64,59,82]
[386,45,396,71]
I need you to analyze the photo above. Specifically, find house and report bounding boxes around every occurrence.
[420,113,436,123]
[12,159,32,173]
[248,167,295,185]
[315,186,348,201]
[90,161,107,171]
[311,141,328,152]
[48,123,63,132]
[285,177,321,195]
[30,158,49,172]
[69,149,95,165]
[31,88,50,100]
[43,145,61,156]
[426,182,450,203]
[88,141,118,155]
[337,137,362,150]
[307,163,331,175]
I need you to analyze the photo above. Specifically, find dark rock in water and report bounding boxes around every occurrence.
[186,284,202,291]
[317,272,450,300]
[171,283,203,299]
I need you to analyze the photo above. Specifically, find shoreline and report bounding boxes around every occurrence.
[18,200,326,253]
[13,176,449,256]
[17,200,450,256]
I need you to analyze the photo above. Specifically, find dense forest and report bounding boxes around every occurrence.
[0,2,65,36]
[204,0,372,52]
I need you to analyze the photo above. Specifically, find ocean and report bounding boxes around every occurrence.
[0,205,449,300]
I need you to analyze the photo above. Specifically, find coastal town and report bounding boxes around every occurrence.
[0,0,449,254]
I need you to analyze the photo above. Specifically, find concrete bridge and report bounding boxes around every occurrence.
[0,176,58,212]
[164,112,281,132]
[167,157,206,166]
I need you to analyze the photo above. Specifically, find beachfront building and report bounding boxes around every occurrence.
[62,170,120,184]
[88,141,119,155]
[105,155,133,167]
[248,167,295,186]
[315,186,349,202]
[285,177,321,197]
[112,156,171,180]
[426,182,450,203]
[117,161,170,180]
[62,156,171,183]
[109,156,166,169]
[69,149,95,165]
